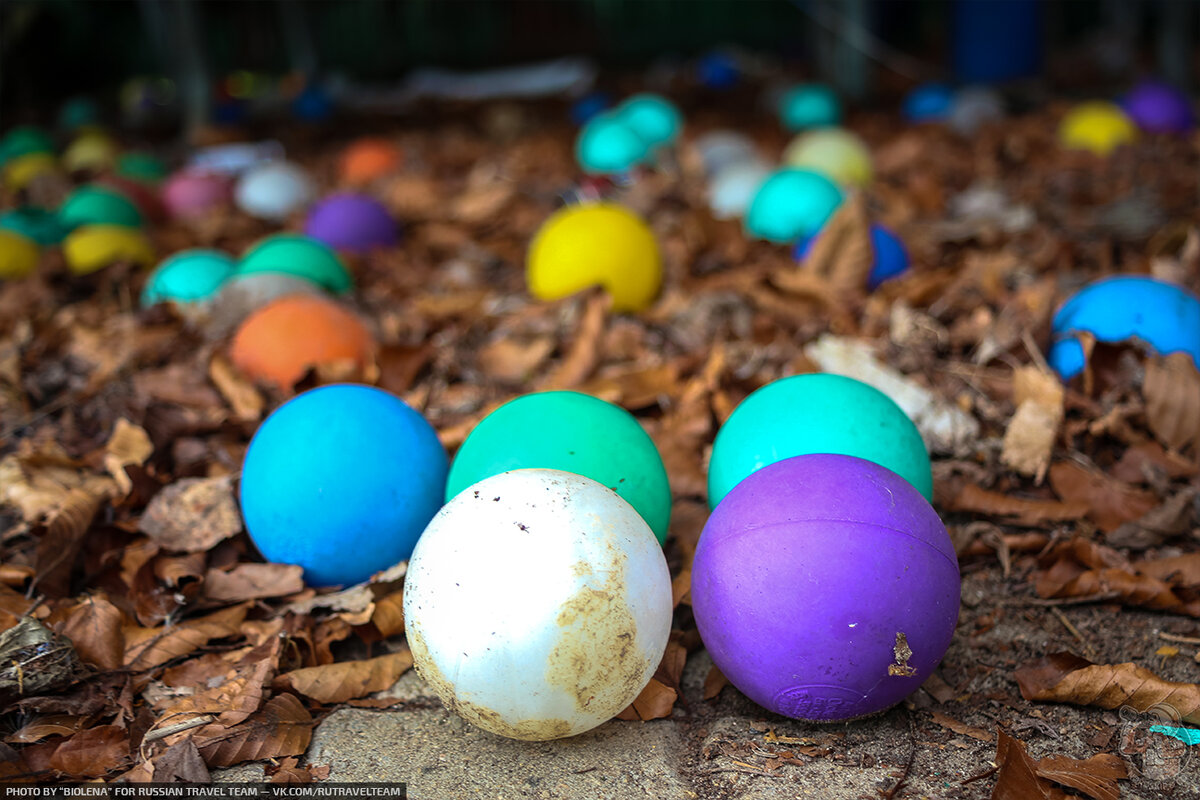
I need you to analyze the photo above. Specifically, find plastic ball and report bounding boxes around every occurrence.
[4,153,59,193]
[59,97,100,132]
[62,131,118,173]
[234,161,317,222]
[692,130,759,177]
[0,126,54,164]
[404,468,672,741]
[744,168,843,243]
[0,208,65,246]
[62,225,154,275]
[1058,101,1137,156]
[614,94,683,148]
[0,230,39,279]
[235,233,352,294]
[527,203,661,312]
[569,92,611,126]
[446,391,671,543]
[97,175,167,224]
[903,83,955,123]
[947,87,1005,136]
[116,152,168,184]
[1049,275,1200,381]
[292,84,334,122]
[708,373,931,508]
[778,84,841,131]
[1122,80,1194,134]
[576,113,650,175]
[240,384,447,587]
[692,454,959,722]
[230,294,374,389]
[339,138,402,185]
[795,223,909,290]
[782,127,872,188]
[697,51,739,89]
[706,160,770,220]
[60,186,143,230]
[304,194,398,253]
[163,170,234,220]
[141,249,236,308]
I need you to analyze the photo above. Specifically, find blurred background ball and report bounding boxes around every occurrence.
[304,193,398,253]
[782,127,872,188]
[1058,101,1137,155]
[234,160,317,221]
[744,168,842,242]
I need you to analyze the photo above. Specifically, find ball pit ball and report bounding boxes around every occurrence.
[97,175,167,224]
[62,131,118,173]
[116,152,168,184]
[1122,80,1194,134]
[795,223,909,290]
[60,186,144,230]
[235,233,352,294]
[4,153,59,193]
[527,203,661,312]
[163,170,234,220]
[706,160,770,220]
[782,128,872,189]
[1058,101,1137,156]
[613,93,683,148]
[1049,275,1200,381]
[948,87,1005,136]
[0,230,39,279]
[744,168,843,243]
[692,130,759,177]
[0,126,54,164]
[778,84,841,131]
[570,91,611,126]
[141,249,236,308]
[63,225,154,275]
[0,208,65,246]
[446,391,672,544]
[708,373,932,508]
[304,193,398,253]
[903,83,954,123]
[692,454,960,722]
[230,294,374,389]
[404,468,672,741]
[234,161,317,222]
[240,384,448,587]
[576,112,650,175]
[339,138,402,185]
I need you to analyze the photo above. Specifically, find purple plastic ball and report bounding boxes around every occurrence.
[304,193,398,253]
[1122,80,1194,134]
[692,454,959,722]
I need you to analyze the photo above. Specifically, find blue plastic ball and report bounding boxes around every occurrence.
[697,52,739,89]
[904,84,955,123]
[240,384,449,587]
[570,92,612,126]
[745,168,843,243]
[794,224,909,289]
[293,84,334,122]
[779,84,841,131]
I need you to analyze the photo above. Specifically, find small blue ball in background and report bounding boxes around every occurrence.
[239,384,449,587]
[570,92,612,126]
[904,83,955,123]
[794,224,910,290]
[697,51,740,89]
[213,99,248,126]
[293,84,334,122]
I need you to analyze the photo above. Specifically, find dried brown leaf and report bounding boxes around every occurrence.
[104,418,153,496]
[1108,487,1198,548]
[276,648,413,704]
[1112,441,1198,484]
[703,664,729,701]
[370,590,405,638]
[34,487,105,598]
[1035,753,1126,800]
[797,192,873,296]
[139,476,241,553]
[58,594,126,671]
[478,336,555,383]
[194,692,313,768]
[1048,461,1159,533]
[209,353,264,422]
[125,602,250,672]
[930,711,994,742]
[47,724,129,778]
[1002,401,1060,481]
[152,738,210,783]
[5,715,89,745]
[991,730,1049,800]
[1016,652,1200,724]
[617,678,677,722]
[539,292,608,390]
[945,484,1087,527]
[1142,352,1200,453]
[204,563,305,603]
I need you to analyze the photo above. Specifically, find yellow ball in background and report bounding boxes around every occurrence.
[0,230,39,279]
[1058,101,1137,156]
[4,152,59,192]
[782,127,873,189]
[63,130,119,173]
[526,203,662,312]
[63,225,154,275]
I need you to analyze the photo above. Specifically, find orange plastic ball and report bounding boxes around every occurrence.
[340,138,402,185]
[230,295,374,389]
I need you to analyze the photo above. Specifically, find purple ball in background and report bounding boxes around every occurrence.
[304,193,398,253]
[692,454,960,722]
[1122,80,1194,134]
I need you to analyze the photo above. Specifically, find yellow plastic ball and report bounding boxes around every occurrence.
[0,230,39,279]
[526,203,661,312]
[4,152,59,192]
[63,225,154,275]
[782,127,873,188]
[1058,101,1137,156]
[63,131,119,173]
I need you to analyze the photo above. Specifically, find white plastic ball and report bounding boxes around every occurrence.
[234,161,317,222]
[948,88,1005,136]
[404,469,673,741]
[693,130,760,177]
[706,159,771,220]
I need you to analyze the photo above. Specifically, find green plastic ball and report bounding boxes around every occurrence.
[234,233,352,295]
[142,249,236,307]
[116,152,168,184]
[615,94,683,147]
[707,373,932,509]
[744,168,843,243]
[0,126,54,165]
[59,185,144,230]
[779,84,841,131]
[576,113,650,174]
[445,391,672,544]
[0,208,66,246]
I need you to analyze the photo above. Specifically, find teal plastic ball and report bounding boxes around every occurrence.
[707,373,932,509]
[615,94,683,147]
[59,186,144,230]
[234,233,352,295]
[142,249,237,308]
[744,169,843,243]
[779,84,841,131]
[576,113,650,174]
[0,208,66,246]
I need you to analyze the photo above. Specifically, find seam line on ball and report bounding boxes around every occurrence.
[723,519,959,571]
